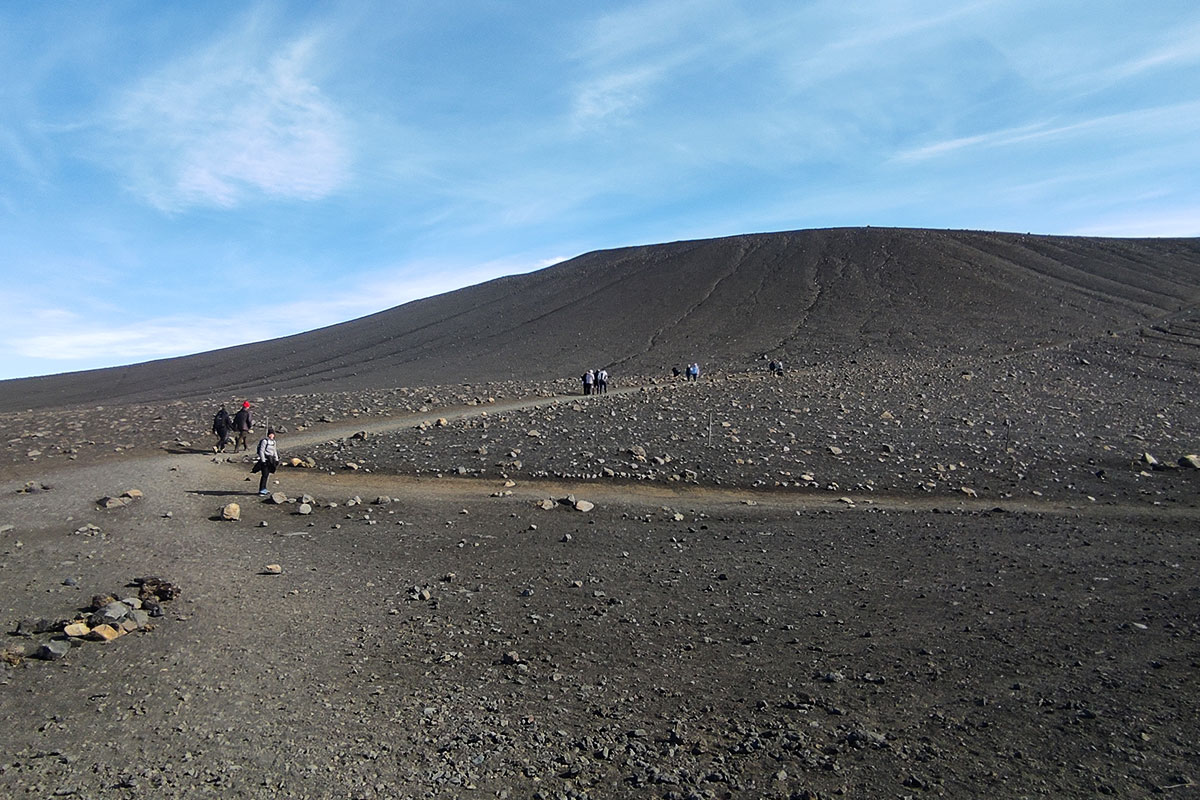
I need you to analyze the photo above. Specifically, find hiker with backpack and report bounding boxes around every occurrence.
[582,369,594,395]
[212,407,233,453]
[596,368,609,394]
[253,429,280,495]
[232,401,253,452]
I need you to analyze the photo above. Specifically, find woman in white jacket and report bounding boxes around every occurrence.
[255,429,279,495]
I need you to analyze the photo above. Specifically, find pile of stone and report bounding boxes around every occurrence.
[3,576,180,664]
[537,495,595,512]
[97,488,143,509]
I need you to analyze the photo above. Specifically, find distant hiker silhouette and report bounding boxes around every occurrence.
[233,401,253,452]
[212,407,232,453]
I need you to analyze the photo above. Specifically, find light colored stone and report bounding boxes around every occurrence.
[297,503,312,515]
[222,502,241,521]
[86,624,122,642]
[574,500,595,513]
[63,622,91,638]
[263,564,283,574]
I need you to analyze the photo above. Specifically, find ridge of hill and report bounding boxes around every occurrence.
[4,227,1200,412]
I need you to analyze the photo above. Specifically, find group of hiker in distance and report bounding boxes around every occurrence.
[214,361,707,495]
[211,402,278,496]
[582,362,703,394]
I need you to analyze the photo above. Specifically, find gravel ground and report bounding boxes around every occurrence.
[1,324,1198,799]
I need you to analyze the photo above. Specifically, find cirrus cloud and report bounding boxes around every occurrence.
[108,28,350,211]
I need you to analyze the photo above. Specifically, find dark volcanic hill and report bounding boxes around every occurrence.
[4,227,1200,411]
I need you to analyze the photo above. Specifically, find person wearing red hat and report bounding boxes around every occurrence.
[233,401,253,452]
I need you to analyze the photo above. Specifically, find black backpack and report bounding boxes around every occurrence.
[213,409,231,432]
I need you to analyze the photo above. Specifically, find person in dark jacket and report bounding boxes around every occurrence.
[233,401,253,452]
[212,407,232,453]
[253,429,279,495]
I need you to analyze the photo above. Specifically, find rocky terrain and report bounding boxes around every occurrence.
[1,228,1199,798]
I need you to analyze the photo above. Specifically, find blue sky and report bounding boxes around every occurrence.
[2,1,1198,380]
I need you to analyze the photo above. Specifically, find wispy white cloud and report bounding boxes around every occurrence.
[893,100,1200,163]
[1090,21,1200,85]
[107,22,350,211]
[570,67,661,128]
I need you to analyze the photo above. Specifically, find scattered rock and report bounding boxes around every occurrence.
[15,618,59,637]
[222,502,241,521]
[36,640,71,661]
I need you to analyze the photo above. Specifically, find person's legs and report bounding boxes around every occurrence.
[258,467,270,494]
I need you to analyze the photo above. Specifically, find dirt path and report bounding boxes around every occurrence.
[8,378,1194,523]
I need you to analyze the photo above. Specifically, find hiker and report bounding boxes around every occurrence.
[253,429,279,495]
[582,369,594,396]
[672,366,681,378]
[232,401,253,452]
[596,368,609,394]
[687,363,701,381]
[212,406,233,453]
